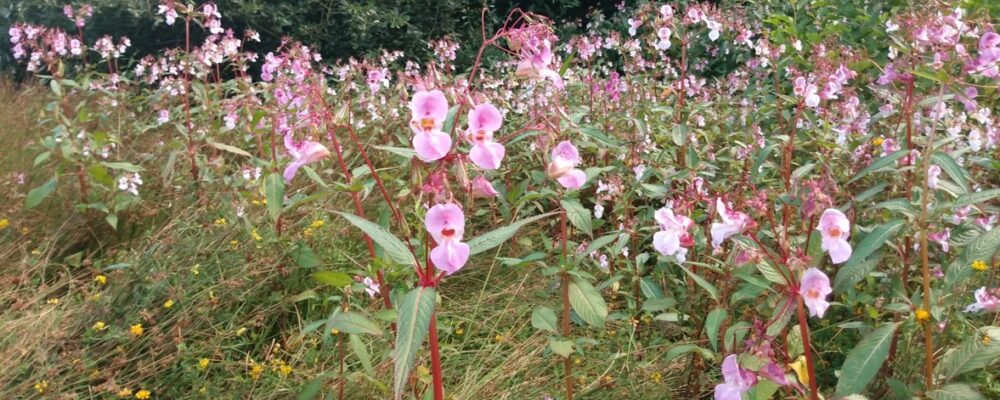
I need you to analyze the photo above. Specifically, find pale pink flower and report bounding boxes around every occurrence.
[928,229,950,252]
[927,165,941,190]
[515,39,564,89]
[710,198,749,248]
[547,141,586,189]
[713,354,756,400]
[409,90,452,162]
[157,109,170,125]
[653,207,694,260]
[965,287,1000,313]
[627,18,643,36]
[157,4,178,25]
[655,27,673,50]
[283,134,330,183]
[362,277,380,298]
[801,268,832,318]
[471,175,498,198]
[465,103,505,170]
[817,208,852,264]
[425,203,470,275]
[804,83,820,108]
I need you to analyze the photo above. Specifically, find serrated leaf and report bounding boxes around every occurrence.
[350,334,374,375]
[296,377,324,400]
[467,213,554,255]
[560,199,593,237]
[334,211,416,267]
[548,337,574,357]
[757,263,789,285]
[208,140,252,157]
[531,306,559,333]
[101,161,144,172]
[835,220,904,292]
[583,233,620,257]
[834,323,898,397]
[931,152,970,192]
[313,271,351,288]
[927,383,986,400]
[374,145,417,159]
[393,287,436,400]
[963,228,1000,266]
[328,312,382,336]
[579,125,620,146]
[568,277,607,328]
[705,308,727,351]
[679,265,719,301]
[265,173,285,222]
[292,243,321,268]
[945,189,1000,209]
[25,178,57,209]
[936,327,1000,380]
[849,149,907,183]
[833,252,883,294]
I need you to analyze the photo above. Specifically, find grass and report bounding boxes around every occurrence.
[0,83,705,399]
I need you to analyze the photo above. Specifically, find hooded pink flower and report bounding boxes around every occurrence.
[465,103,506,170]
[409,90,452,162]
[800,268,832,318]
[653,207,694,260]
[817,208,852,264]
[547,141,586,189]
[283,133,331,183]
[714,354,756,400]
[425,203,470,275]
[515,39,564,89]
[710,198,750,248]
[965,287,1000,313]
[927,165,941,190]
[362,277,380,298]
[471,175,498,198]
[929,229,950,252]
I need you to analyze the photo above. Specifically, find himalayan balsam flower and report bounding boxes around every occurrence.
[929,229,950,252]
[927,165,941,190]
[801,268,832,318]
[713,354,756,400]
[966,287,1000,313]
[283,134,331,183]
[471,175,498,198]
[425,204,470,275]
[465,103,506,170]
[546,141,586,189]
[817,208,852,264]
[409,90,452,162]
[710,198,749,248]
[652,207,693,261]
[515,38,564,88]
[157,109,169,125]
[362,277,380,298]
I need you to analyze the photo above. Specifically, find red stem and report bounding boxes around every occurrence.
[796,295,820,400]
[428,312,444,400]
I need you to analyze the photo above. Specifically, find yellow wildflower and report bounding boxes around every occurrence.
[310,219,324,229]
[455,327,464,335]
[915,308,931,322]
[229,240,239,249]
[198,358,210,370]
[330,328,339,335]
[972,260,987,272]
[93,321,107,331]
[214,218,227,226]
[46,298,60,305]
[651,371,662,383]
[135,389,151,399]
[872,137,884,147]
[235,327,247,336]
[117,388,133,397]
[95,274,107,285]
[34,380,48,394]
[251,229,262,241]
[249,363,264,380]
[0,218,9,229]
[984,335,992,345]
[303,228,314,237]
[130,323,144,338]
[22,227,30,235]
[190,264,200,276]
[279,363,293,377]
[163,299,174,309]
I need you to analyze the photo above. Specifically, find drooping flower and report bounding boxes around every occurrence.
[514,38,564,88]
[425,203,470,275]
[713,354,756,400]
[652,207,694,260]
[800,268,832,318]
[627,18,643,36]
[465,103,506,170]
[817,208,852,264]
[965,287,1000,313]
[283,133,330,183]
[362,277,380,298]
[547,141,586,189]
[655,27,673,50]
[927,165,941,190]
[710,198,749,248]
[409,90,452,162]
[929,229,951,252]
[470,175,498,198]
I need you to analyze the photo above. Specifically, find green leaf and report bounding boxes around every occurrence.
[944,189,1000,209]
[835,220,904,291]
[334,211,416,267]
[313,271,351,288]
[393,287,436,400]
[296,377,324,400]
[101,161,144,172]
[833,253,883,294]
[936,327,1000,380]
[679,265,719,301]
[926,383,986,400]
[757,263,789,285]
[442,105,461,135]
[349,334,374,375]
[265,173,285,222]
[560,199,593,237]
[963,228,1000,267]
[548,337,574,357]
[328,312,382,336]
[834,323,898,397]
[849,149,907,183]
[25,178,57,209]
[374,145,417,159]
[531,306,559,333]
[467,213,554,255]
[568,277,607,328]
[578,125,620,147]
[583,233,621,257]
[292,243,321,268]
[208,140,252,157]
[931,152,970,192]
[705,308,727,352]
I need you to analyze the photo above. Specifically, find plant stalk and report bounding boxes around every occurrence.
[796,295,820,400]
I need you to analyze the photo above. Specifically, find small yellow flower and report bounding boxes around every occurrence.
[494,334,504,343]
[34,380,48,394]
[198,358,210,370]
[95,274,108,285]
[972,260,988,272]
[251,229,262,241]
[230,240,239,249]
[0,218,9,229]
[310,219,324,229]
[455,327,464,335]
[872,137,884,147]
[303,228,314,237]
[190,264,200,276]
[789,355,809,385]
[214,218,227,226]
[330,328,340,335]
[135,389,151,399]
[31,249,42,255]
[236,327,247,336]
[130,323,144,338]
[915,308,931,323]
[93,321,107,331]
[983,335,992,345]
[574,357,582,365]
[163,299,174,309]
[22,227,30,235]
[651,371,662,383]
[249,363,264,380]
[117,387,133,397]
[46,298,60,305]
[278,363,293,377]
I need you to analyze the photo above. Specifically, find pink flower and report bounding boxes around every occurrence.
[283,134,331,183]
[710,198,749,248]
[965,287,1000,313]
[515,39,564,89]
[409,90,452,162]
[465,103,505,170]
[471,175,498,198]
[713,354,756,400]
[927,165,941,190]
[804,83,820,108]
[546,141,586,189]
[425,203,470,275]
[157,4,178,25]
[800,268,832,318]
[157,109,170,125]
[653,207,694,260]
[655,27,673,50]
[817,208,852,264]
[928,229,950,252]
[627,18,643,36]
[362,277,380,298]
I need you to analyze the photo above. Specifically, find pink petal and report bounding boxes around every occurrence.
[557,169,586,189]
[653,230,681,256]
[471,175,498,198]
[468,103,502,133]
[283,159,306,183]
[825,238,852,264]
[431,241,470,275]
[410,89,449,123]
[413,130,452,162]
[552,141,581,165]
[425,203,465,243]
[801,268,832,318]
[469,141,506,170]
